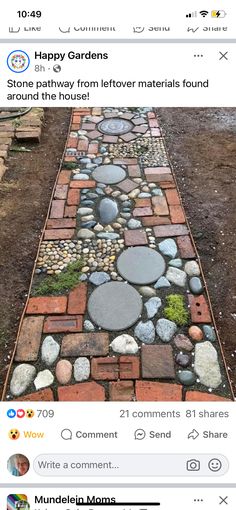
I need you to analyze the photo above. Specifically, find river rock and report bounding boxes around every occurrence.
[203,325,216,342]
[89,271,111,286]
[156,318,177,342]
[34,369,54,390]
[10,364,36,397]
[110,334,139,354]
[56,360,72,384]
[184,261,200,276]
[41,336,60,366]
[134,320,155,344]
[189,277,203,294]
[158,239,177,258]
[74,357,90,382]
[166,267,187,287]
[144,297,162,318]
[194,341,222,388]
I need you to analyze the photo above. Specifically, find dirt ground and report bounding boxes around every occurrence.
[157,108,236,396]
[0,108,71,397]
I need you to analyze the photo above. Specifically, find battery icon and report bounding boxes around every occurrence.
[211,10,227,18]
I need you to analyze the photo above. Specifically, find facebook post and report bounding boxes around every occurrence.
[0,1,235,509]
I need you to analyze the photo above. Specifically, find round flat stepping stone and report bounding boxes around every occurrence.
[98,118,133,135]
[117,247,166,284]
[92,164,126,185]
[88,282,142,331]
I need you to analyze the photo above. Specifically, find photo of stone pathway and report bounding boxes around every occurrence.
[2,107,234,402]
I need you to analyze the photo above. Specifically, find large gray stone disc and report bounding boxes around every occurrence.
[98,118,133,135]
[92,164,126,184]
[88,282,142,331]
[117,247,166,284]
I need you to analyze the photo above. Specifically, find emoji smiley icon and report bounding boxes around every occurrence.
[26,409,34,418]
[8,429,20,440]
[208,458,222,472]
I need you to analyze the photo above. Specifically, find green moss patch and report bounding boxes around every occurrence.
[33,260,83,296]
[63,162,78,170]
[164,294,189,326]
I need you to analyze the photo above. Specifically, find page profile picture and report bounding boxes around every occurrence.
[7,454,30,477]
[7,495,30,510]
[7,50,30,73]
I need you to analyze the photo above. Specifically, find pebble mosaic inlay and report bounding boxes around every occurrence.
[5,106,233,402]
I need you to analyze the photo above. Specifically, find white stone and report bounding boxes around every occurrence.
[110,334,139,354]
[166,267,187,287]
[74,357,90,381]
[156,318,177,342]
[144,297,162,318]
[184,261,200,276]
[34,369,54,390]
[194,341,222,388]
[41,336,60,366]
[10,364,36,397]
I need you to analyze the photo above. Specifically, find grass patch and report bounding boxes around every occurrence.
[33,260,84,296]
[164,294,190,326]
[63,162,78,170]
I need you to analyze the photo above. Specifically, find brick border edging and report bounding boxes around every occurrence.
[157,115,235,400]
[1,108,74,401]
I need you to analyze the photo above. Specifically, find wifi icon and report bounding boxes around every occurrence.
[200,10,209,17]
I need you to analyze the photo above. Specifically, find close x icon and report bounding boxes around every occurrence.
[219,496,229,505]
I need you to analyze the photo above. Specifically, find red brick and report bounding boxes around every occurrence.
[109,381,135,401]
[58,170,72,184]
[64,205,77,217]
[71,124,80,131]
[15,316,44,362]
[128,164,141,177]
[47,218,76,229]
[117,178,139,193]
[135,198,151,207]
[120,356,140,379]
[153,224,188,237]
[70,180,96,189]
[67,283,87,314]
[120,132,137,142]
[91,357,119,380]
[133,206,153,217]
[142,216,171,227]
[136,381,182,401]
[50,200,65,218]
[14,388,54,401]
[124,229,148,247]
[185,391,232,402]
[165,189,180,205]
[177,236,195,258]
[170,205,185,224]
[86,130,101,140]
[44,229,74,240]
[152,196,169,216]
[160,182,176,189]
[67,189,80,205]
[103,135,118,143]
[148,118,159,128]
[81,122,96,130]
[43,315,83,333]
[61,332,109,356]
[54,184,68,200]
[64,156,76,162]
[88,142,98,154]
[113,158,137,165]
[141,345,175,379]
[145,167,171,175]
[133,125,148,134]
[92,107,102,115]
[148,112,155,119]
[58,382,105,401]
[146,174,174,183]
[188,294,212,323]
[151,128,161,137]
[77,138,89,151]
[67,137,78,149]
[27,296,67,315]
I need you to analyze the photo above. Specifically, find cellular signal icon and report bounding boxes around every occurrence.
[186,11,197,18]
[199,10,209,18]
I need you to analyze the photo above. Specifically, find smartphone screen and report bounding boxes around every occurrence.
[0,1,235,509]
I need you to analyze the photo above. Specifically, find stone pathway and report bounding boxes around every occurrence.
[5,107,234,401]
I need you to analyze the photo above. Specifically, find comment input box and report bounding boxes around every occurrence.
[34,454,228,477]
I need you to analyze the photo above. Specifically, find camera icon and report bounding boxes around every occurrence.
[186,459,200,471]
